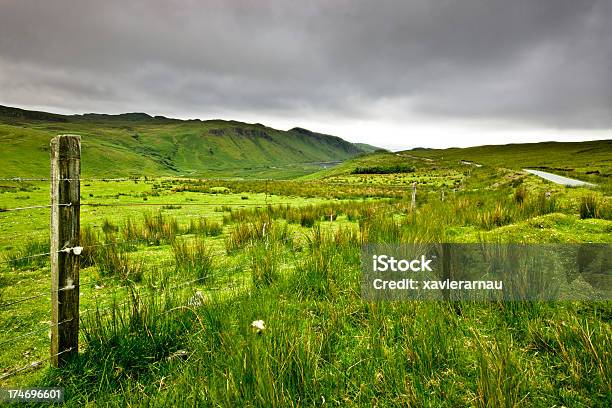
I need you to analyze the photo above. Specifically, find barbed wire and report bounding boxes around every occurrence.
[0,203,72,212]
[0,347,75,381]
[79,272,225,320]
[0,199,404,341]
[0,317,75,349]
[80,201,323,208]
[0,292,49,308]
[0,252,53,266]
[0,199,402,266]
[0,175,421,189]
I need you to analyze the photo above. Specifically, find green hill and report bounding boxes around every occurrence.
[305,139,611,184]
[353,143,385,153]
[0,105,367,179]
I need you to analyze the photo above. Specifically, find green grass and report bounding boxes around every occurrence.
[0,133,611,406]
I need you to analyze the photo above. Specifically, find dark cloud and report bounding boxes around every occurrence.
[0,0,610,132]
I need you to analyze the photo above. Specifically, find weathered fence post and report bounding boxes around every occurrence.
[50,135,81,366]
[411,182,417,210]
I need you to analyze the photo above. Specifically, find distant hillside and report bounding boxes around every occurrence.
[353,143,385,153]
[0,105,368,179]
[304,139,612,185]
[403,140,611,176]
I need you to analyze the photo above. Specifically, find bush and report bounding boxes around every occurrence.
[351,164,415,174]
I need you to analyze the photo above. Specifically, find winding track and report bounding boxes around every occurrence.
[523,169,596,187]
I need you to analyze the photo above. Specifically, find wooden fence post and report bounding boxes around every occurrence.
[50,135,81,366]
[411,182,417,210]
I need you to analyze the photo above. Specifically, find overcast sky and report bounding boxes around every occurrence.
[1,0,611,150]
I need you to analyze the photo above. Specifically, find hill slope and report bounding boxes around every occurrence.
[306,139,611,181]
[0,105,367,179]
[303,139,611,195]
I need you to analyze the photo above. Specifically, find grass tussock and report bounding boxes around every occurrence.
[514,186,527,204]
[185,217,223,236]
[143,212,179,245]
[95,242,143,282]
[579,193,602,219]
[3,239,49,270]
[80,226,101,268]
[225,219,289,253]
[172,238,214,281]
[249,242,280,287]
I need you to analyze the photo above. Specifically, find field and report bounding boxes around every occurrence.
[0,139,611,406]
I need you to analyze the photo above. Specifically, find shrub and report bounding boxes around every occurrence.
[351,164,415,174]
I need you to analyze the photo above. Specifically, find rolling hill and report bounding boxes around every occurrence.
[0,105,370,179]
[305,139,611,185]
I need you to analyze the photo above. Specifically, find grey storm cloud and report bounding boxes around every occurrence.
[0,0,611,128]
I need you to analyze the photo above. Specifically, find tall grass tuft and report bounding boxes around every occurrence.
[225,219,289,253]
[480,203,515,230]
[172,238,214,280]
[95,242,143,282]
[289,226,359,299]
[101,219,118,235]
[249,242,280,287]
[579,193,601,219]
[514,186,527,204]
[475,337,527,408]
[143,212,178,245]
[3,239,49,270]
[123,217,144,243]
[525,192,558,216]
[80,226,101,267]
[185,217,223,236]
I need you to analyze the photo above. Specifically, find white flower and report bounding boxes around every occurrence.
[187,291,206,307]
[251,320,266,333]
